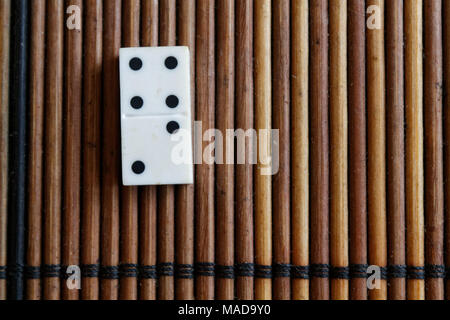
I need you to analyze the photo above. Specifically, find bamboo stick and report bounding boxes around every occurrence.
[0,0,10,301]
[120,0,140,300]
[175,0,195,301]
[424,0,444,300]
[366,0,387,300]
[139,0,158,301]
[348,0,367,301]
[82,0,102,300]
[101,0,121,300]
[43,0,63,300]
[386,0,406,300]
[158,0,176,300]
[142,0,158,46]
[254,0,272,301]
[159,0,176,45]
[62,0,83,301]
[195,0,215,300]
[329,0,348,301]
[444,0,450,301]
[26,0,45,301]
[291,0,308,301]
[405,0,425,300]
[272,0,290,301]
[235,0,254,301]
[215,0,235,301]
[309,0,329,300]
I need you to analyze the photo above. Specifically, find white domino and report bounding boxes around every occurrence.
[119,46,193,186]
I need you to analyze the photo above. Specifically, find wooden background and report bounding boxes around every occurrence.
[1,0,450,300]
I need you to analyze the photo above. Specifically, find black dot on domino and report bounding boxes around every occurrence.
[165,56,178,70]
[166,121,180,134]
[132,161,146,174]
[166,95,179,108]
[130,96,144,109]
[129,57,143,71]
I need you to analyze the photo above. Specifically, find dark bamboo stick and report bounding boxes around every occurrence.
[348,0,367,301]
[405,0,425,300]
[309,0,329,300]
[120,0,140,301]
[215,0,235,301]
[235,0,254,301]
[424,0,445,300]
[272,0,290,301]
[386,0,406,301]
[157,0,176,301]
[82,0,102,300]
[195,0,215,300]
[8,0,28,301]
[329,0,348,300]
[43,0,63,300]
[175,0,195,301]
[444,0,450,301]
[62,0,83,301]
[291,0,308,301]
[0,0,10,301]
[101,0,121,300]
[139,0,158,301]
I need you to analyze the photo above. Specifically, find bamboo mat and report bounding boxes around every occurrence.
[1,0,450,301]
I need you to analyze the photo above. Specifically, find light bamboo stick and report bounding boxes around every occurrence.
[329,0,348,301]
[81,0,102,300]
[139,0,158,301]
[175,0,195,301]
[62,0,83,301]
[254,0,272,301]
[424,0,444,300]
[215,0,235,301]
[291,0,309,301]
[272,0,290,301]
[43,0,64,300]
[235,0,254,301]
[405,0,425,300]
[366,0,387,300]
